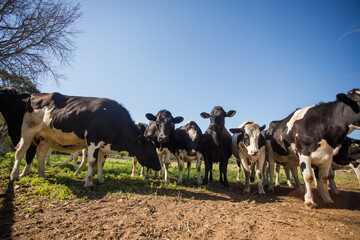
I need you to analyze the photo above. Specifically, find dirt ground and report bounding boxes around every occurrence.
[1,176,360,240]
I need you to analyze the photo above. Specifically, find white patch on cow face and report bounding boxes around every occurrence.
[243,123,260,156]
[188,128,197,141]
[286,105,314,134]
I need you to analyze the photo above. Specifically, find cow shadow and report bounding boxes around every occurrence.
[0,180,15,240]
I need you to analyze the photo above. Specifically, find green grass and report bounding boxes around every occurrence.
[0,152,358,206]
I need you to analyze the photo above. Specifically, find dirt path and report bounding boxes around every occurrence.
[1,179,360,240]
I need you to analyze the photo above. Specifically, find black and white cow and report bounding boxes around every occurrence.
[8,91,161,188]
[266,89,360,207]
[230,120,266,194]
[174,120,203,184]
[131,122,148,177]
[144,110,183,183]
[0,87,37,177]
[200,106,236,187]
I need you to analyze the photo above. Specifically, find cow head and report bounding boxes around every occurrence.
[201,106,236,132]
[0,87,29,112]
[136,135,161,171]
[337,88,360,130]
[146,110,184,145]
[176,121,202,157]
[230,121,266,156]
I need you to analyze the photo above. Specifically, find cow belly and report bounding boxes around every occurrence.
[273,152,298,167]
[36,128,85,147]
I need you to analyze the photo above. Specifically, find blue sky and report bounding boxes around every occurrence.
[41,0,360,139]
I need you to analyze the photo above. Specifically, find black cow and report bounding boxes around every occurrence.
[8,91,161,187]
[0,87,37,177]
[266,89,360,207]
[144,110,183,183]
[200,106,236,187]
[131,122,148,177]
[174,120,203,184]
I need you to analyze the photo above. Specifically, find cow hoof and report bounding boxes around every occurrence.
[274,182,280,187]
[99,179,105,185]
[258,191,266,196]
[305,202,317,209]
[331,190,340,195]
[250,177,255,183]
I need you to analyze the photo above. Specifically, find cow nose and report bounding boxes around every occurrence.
[188,150,197,157]
[250,150,259,156]
[158,136,168,143]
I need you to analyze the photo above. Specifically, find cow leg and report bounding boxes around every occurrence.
[263,162,269,186]
[75,148,87,175]
[202,156,211,185]
[140,166,145,177]
[220,159,229,187]
[250,164,256,183]
[187,162,191,182]
[84,142,101,188]
[131,156,138,177]
[299,155,315,207]
[176,153,184,185]
[20,144,37,177]
[243,164,251,194]
[317,164,334,205]
[72,151,79,171]
[284,166,294,187]
[154,154,163,179]
[349,162,360,189]
[36,142,52,178]
[57,152,73,167]
[328,166,340,195]
[236,159,241,182]
[275,163,280,186]
[96,152,106,184]
[45,149,52,167]
[256,155,266,195]
[163,150,171,183]
[266,140,275,192]
[11,133,35,181]
[289,166,303,191]
[196,154,202,185]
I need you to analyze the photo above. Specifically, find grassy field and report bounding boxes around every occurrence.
[0,152,357,206]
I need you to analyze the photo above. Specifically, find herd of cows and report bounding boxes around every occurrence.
[0,87,360,208]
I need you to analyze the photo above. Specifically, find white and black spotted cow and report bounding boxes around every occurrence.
[266,89,360,207]
[8,92,161,188]
[174,120,203,185]
[200,106,236,187]
[144,110,184,183]
[230,121,266,194]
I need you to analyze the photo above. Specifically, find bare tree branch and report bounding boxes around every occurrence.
[0,0,82,84]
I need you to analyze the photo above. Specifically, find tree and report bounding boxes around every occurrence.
[0,0,82,84]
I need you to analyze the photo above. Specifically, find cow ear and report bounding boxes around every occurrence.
[173,116,184,124]
[259,124,266,131]
[200,112,210,119]
[145,113,157,121]
[337,93,360,113]
[229,128,243,134]
[226,110,236,117]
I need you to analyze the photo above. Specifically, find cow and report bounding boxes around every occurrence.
[0,87,38,177]
[200,106,236,187]
[230,121,266,194]
[317,137,360,193]
[144,110,184,183]
[174,120,203,185]
[266,88,360,207]
[131,122,148,177]
[8,91,161,188]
